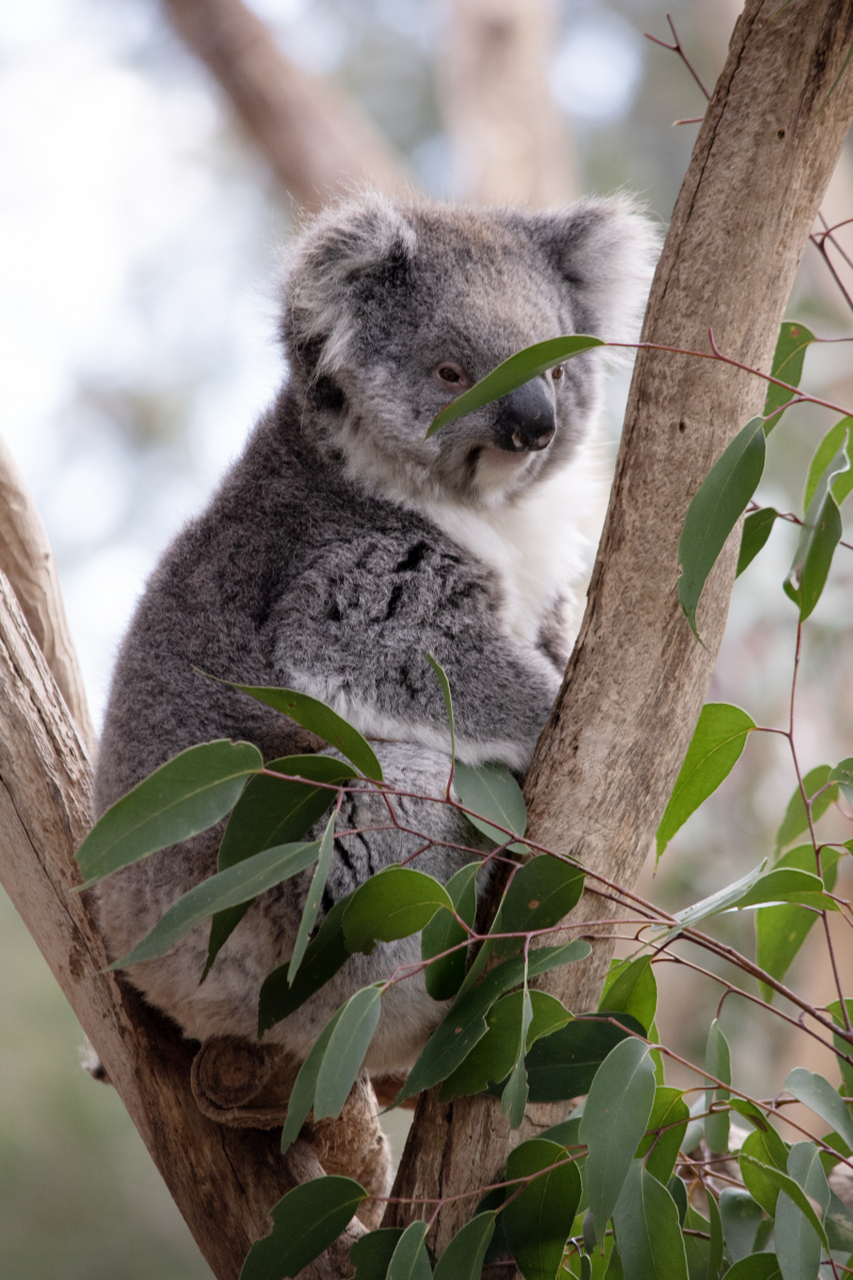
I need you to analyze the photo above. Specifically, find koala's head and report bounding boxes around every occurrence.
[281,194,658,508]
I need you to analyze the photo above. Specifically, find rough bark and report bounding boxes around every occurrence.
[438,0,578,206]
[388,0,853,1250]
[160,0,410,212]
[0,436,96,756]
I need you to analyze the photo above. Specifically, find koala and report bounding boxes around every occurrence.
[93,194,657,1094]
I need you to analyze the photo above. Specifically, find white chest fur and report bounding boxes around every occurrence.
[419,445,604,649]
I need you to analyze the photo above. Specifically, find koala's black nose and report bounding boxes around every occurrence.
[494,378,556,453]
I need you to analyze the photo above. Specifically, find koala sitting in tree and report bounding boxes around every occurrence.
[93,194,656,1125]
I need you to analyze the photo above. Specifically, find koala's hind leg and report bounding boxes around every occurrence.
[190,1036,390,1228]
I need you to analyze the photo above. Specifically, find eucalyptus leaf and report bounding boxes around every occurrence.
[258,892,353,1035]
[453,760,528,852]
[611,1160,689,1280]
[783,441,848,620]
[239,1175,366,1280]
[784,1068,853,1152]
[504,1138,581,1280]
[775,766,837,851]
[763,322,816,433]
[525,1013,646,1103]
[580,1038,656,1236]
[657,862,767,939]
[737,507,780,577]
[775,1143,830,1280]
[636,1087,689,1186]
[421,862,479,1002]
[500,981,533,1129]
[387,1220,432,1280]
[233,683,383,780]
[288,811,337,982]
[495,855,585,956]
[343,868,452,955]
[110,840,321,970]
[705,1019,731,1155]
[678,418,766,641]
[438,990,569,1102]
[314,985,383,1119]
[656,704,755,859]
[738,1157,829,1249]
[350,1229,405,1280]
[735,867,835,911]
[756,846,842,1001]
[827,999,853,1098]
[719,1189,763,1263]
[206,753,354,977]
[829,757,853,807]
[432,1212,495,1280]
[76,739,263,886]
[426,652,456,764]
[281,1006,345,1153]
[723,1255,781,1280]
[599,956,657,1035]
[427,335,603,437]
[804,417,853,508]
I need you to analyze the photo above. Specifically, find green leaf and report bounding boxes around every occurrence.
[503,1138,581,1280]
[784,1068,853,1151]
[737,508,780,577]
[659,862,767,938]
[826,1188,853,1252]
[599,956,657,1035]
[432,1212,495,1280]
[110,840,321,970]
[426,652,456,764]
[76,740,262,886]
[206,754,354,977]
[636,1087,689,1186]
[397,942,590,1102]
[350,1229,404,1280]
[258,892,353,1034]
[421,863,479,1002]
[233,684,383,780]
[314,985,383,1119]
[829,757,853,808]
[239,1175,366,1280]
[580,1038,656,1238]
[783,438,848,620]
[343,868,453,955]
[288,812,337,983]
[774,1143,830,1280]
[501,979,533,1129]
[723,1256,782,1280]
[439,990,570,1102]
[453,761,528,852]
[735,866,835,911]
[611,1160,689,1280]
[525,1013,646,1103]
[756,846,842,1001]
[427,335,604,438]
[804,417,853,509]
[775,766,837,851]
[495,855,586,956]
[704,1019,731,1155]
[742,1124,789,1174]
[763,322,816,433]
[656,704,755,858]
[827,999,853,1098]
[738,1157,829,1249]
[729,1098,773,1132]
[280,1006,344,1153]
[705,1186,724,1280]
[678,418,766,641]
[387,1221,431,1280]
[719,1189,763,1263]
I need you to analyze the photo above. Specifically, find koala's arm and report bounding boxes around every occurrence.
[268,531,560,772]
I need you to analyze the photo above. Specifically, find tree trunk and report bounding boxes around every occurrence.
[387,0,853,1251]
[437,0,578,206]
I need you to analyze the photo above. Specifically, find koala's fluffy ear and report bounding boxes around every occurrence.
[521,199,661,344]
[283,196,417,375]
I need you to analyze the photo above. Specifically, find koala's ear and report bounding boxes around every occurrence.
[520,199,661,343]
[284,196,417,374]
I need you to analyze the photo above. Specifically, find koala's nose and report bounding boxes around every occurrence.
[494,378,556,453]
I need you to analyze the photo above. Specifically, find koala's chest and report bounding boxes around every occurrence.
[420,472,596,648]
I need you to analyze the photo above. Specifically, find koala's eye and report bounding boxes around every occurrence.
[551,365,564,382]
[434,362,469,389]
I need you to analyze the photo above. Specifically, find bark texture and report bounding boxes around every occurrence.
[438,0,578,206]
[0,436,96,756]
[161,0,410,211]
[388,0,853,1251]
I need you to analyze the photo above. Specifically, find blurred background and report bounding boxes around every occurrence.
[1,1,851,1275]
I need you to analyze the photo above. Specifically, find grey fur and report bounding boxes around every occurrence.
[94,194,658,1070]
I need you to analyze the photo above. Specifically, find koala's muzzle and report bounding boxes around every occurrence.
[493,378,556,453]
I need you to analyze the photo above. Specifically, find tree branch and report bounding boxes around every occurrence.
[388,0,853,1251]
[160,0,411,211]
